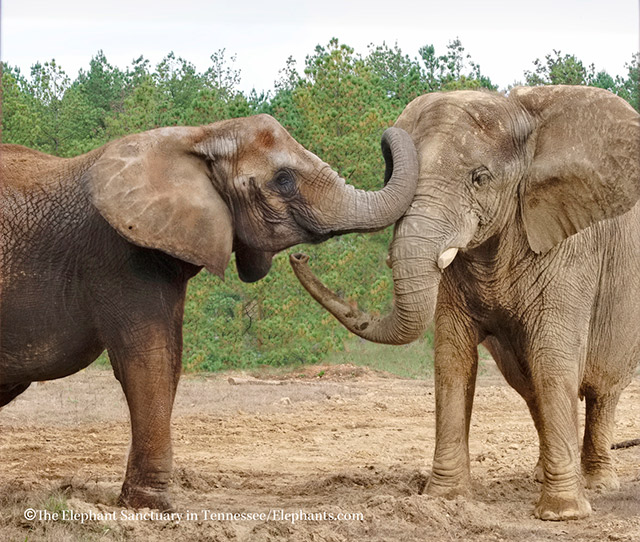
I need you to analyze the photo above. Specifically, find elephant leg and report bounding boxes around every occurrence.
[0,382,31,407]
[484,336,545,484]
[108,325,182,511]
[522,397,544,483]
[581,391,621,491]
[428,304,478,497]
[533,366,591,520]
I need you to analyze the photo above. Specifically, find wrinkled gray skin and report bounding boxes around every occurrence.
[0,114,418,511]
[291,86,640,520]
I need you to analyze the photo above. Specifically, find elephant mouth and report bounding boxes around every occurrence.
[288,202,333,244]
[233,238,275,283]
[299,229,332,245]
[232,217,330,283]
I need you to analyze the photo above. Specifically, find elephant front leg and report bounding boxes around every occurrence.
[108,328,182,511]
[533,365,591,520]
[428,306,479,497]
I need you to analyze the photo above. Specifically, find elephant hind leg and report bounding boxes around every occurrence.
[517,394,545,483]
[582,391,621,491]
[483,337,544,483]
[0,382,32,407]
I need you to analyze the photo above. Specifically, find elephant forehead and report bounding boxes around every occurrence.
[447,101,510,134]
[409,93,513,136]
[255,129,276,149]
[418,106,521,164]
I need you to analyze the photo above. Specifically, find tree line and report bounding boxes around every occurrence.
[2,39,638,371]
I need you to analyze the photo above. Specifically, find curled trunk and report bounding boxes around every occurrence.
[311,127,419,234]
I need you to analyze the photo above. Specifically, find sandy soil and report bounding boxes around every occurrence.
[0,362,638,541]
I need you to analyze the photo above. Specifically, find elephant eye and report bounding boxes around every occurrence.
[471,167,491,188]
[271,169,296,195]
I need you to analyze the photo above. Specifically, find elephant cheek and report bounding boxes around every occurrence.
[235,242,274,283]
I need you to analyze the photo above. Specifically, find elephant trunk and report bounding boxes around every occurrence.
[310,127,419,234]
[290,207,451,345]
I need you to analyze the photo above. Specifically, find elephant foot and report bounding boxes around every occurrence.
[118,484,173,512]
[583,468,620,491]
[426,474,472,499]
[534,490,591,521]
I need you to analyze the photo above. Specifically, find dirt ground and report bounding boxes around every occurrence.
[0,361,638,542]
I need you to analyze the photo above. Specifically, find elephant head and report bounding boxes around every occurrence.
[290,86,640,344]
[84,114,419,282]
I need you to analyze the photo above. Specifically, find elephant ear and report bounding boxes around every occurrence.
[512,85,640,254]
[84,126,233,278]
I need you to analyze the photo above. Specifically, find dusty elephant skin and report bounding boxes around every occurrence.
[0,114,418,511]
[291,86,640,520]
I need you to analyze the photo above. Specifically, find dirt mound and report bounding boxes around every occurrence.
[250,362,394,382]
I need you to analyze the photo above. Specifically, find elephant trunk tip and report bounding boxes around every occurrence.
[289,252,421,346]
[290,252,309,264]
[289,252,366,324]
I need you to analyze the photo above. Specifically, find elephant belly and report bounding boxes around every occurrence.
[583,299,640,397]
[0,331,104,383]
[0,287,104,383]
[583,211,640,396]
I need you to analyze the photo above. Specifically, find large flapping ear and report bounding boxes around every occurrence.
[511,85,640,254]
[83,126,233,277]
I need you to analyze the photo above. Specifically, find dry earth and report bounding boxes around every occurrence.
[0,361,638,541]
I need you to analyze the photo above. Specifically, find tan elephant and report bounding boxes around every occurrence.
[291,86,640,520]
[0,114,418,510]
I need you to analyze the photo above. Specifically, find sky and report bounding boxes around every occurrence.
[1,0,639,94]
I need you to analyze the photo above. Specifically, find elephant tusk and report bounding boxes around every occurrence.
[385,254,392,269]
[437,247,459,270]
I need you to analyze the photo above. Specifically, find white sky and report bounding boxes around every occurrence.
[1,0,639,93]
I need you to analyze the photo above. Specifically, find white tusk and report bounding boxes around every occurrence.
[385,254,392,269]
[437,247,459,270]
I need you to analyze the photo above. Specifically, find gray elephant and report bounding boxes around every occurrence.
[0,114,418,510]
[291,86,640,520]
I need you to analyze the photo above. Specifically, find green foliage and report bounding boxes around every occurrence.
[1,66,40,147]
[525,50,594,86]
[1,61,94,155]
[2,40,638,372]
[615,53,640,111]
[366,42,426,105]
[183,230,395,371]
[285,39,397,187]
[423,38,497,92]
